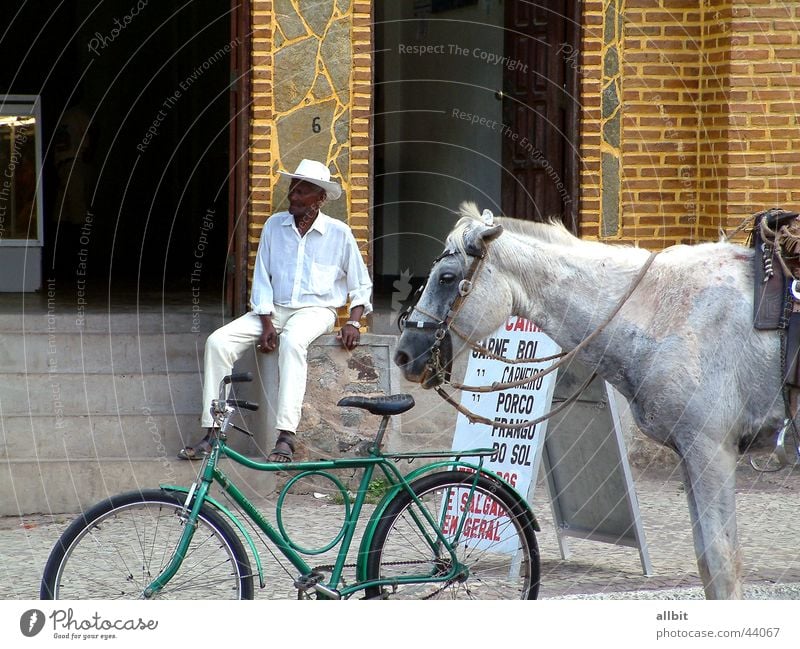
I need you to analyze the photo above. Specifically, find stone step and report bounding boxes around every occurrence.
[0,458,276,516]
[0,372,203,416]
[0,310,226,334]
[0,332,209,373]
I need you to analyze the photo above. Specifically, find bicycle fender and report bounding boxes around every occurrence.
[160,484,265,588]
[354,463,540,583]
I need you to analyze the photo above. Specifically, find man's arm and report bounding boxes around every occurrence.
[252,220,278,353]
[342,231,373,316]
[250,220,276,316]
[338,231,372,350]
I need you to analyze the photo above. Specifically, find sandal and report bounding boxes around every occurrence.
[268,431,296,463]
[177,436,213,460]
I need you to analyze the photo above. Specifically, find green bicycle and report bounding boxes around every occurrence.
[40,373,541,600]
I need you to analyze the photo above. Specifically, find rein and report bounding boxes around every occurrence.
[409,240,658,431]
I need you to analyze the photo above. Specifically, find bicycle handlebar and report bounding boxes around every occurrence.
[227,399,259,411]
[223,372,253,384]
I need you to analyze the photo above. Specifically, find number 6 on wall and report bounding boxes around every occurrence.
[312,116,321,133]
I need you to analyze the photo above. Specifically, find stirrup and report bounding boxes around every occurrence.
[750,420,793,473]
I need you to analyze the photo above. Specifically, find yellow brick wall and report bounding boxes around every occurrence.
[582,0,800,248]
[621,0,701,247]
[250,0,274,249]
[721,0,800,236]
[697,0,733,241]
[578,0,604,239]
[248,1,373,314]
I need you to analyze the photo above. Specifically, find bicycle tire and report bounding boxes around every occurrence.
[364,470,540,599]
[40,489,254,600]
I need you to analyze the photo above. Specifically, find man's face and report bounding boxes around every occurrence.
[288,179,326,218]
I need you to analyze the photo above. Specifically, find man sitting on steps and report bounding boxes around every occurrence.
[179,159,373,462]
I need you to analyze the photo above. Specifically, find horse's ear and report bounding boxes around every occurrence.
[464,224,504,256]
[481,224,503,243]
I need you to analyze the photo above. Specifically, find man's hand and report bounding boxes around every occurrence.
[338,323,360,350]
[257,316,278,353]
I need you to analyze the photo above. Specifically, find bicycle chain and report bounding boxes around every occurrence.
[312,559,434,573]
[310,560,460,599]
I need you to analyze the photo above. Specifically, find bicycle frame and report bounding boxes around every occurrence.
[148,420,529,599]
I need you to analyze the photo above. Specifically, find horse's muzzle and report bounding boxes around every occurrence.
[394,330,453,389]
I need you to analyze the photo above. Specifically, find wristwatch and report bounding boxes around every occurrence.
[345,320,362,329]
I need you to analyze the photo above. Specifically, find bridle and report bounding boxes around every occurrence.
[399,242,487,384]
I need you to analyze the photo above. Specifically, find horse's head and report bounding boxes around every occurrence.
[394,215,512,388]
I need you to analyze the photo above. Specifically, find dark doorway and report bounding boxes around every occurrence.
[502,0,579,231]
[0,2,236,302]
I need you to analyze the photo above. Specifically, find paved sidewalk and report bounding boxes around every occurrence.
[2,462,798,600]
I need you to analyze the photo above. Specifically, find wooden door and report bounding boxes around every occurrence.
[502,0,579,231]
[227,0,252,315]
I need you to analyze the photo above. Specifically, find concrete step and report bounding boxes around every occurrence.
[0,458,276,516]
[0,414,217,460]
[0,332,211,373]
[0,372,202,416]
[0,310,226,334]
[0,306,268,516]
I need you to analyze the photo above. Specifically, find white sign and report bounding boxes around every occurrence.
[447,316,652,573]
[447,316,561,551]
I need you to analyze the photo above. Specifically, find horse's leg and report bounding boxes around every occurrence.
[677,442,743,599]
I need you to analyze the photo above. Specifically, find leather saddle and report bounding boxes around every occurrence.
[751,208,800,386]
[752,209,797,329]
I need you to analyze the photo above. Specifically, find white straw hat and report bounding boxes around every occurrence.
[278,159,342,200]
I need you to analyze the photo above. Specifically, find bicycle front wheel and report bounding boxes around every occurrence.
[40,489,254,599]
[364,470,539,599]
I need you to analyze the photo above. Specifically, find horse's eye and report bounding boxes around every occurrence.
[439,273,457,284]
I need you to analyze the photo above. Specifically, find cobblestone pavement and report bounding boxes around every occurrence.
[2,462,798,600]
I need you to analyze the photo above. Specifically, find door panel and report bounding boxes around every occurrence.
[502,0,578,231]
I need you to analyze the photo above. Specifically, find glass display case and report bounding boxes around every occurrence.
[0,95,43,291]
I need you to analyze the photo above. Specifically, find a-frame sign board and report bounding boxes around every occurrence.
[450,316,652,576]
[543,359,652,573]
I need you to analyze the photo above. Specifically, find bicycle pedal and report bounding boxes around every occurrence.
[312,584,341,600]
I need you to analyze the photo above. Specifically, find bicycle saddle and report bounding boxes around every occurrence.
[337,394,415,416]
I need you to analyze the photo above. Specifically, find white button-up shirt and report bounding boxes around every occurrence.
[250,210,373,316]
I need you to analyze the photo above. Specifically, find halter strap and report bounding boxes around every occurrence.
[401,248,486,334]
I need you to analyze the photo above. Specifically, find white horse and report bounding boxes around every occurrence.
[395,202,787,599]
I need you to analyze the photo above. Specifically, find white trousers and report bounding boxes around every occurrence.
[201,305,336,430]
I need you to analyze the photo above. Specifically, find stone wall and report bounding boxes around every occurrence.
[232,334,461,488]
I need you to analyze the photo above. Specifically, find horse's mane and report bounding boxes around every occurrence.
[449,201,656,274]
[450,201,580,249]
[449,201,752,297]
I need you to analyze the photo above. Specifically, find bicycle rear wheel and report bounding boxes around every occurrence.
[40,489,254,599]
[364,470,539,599]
